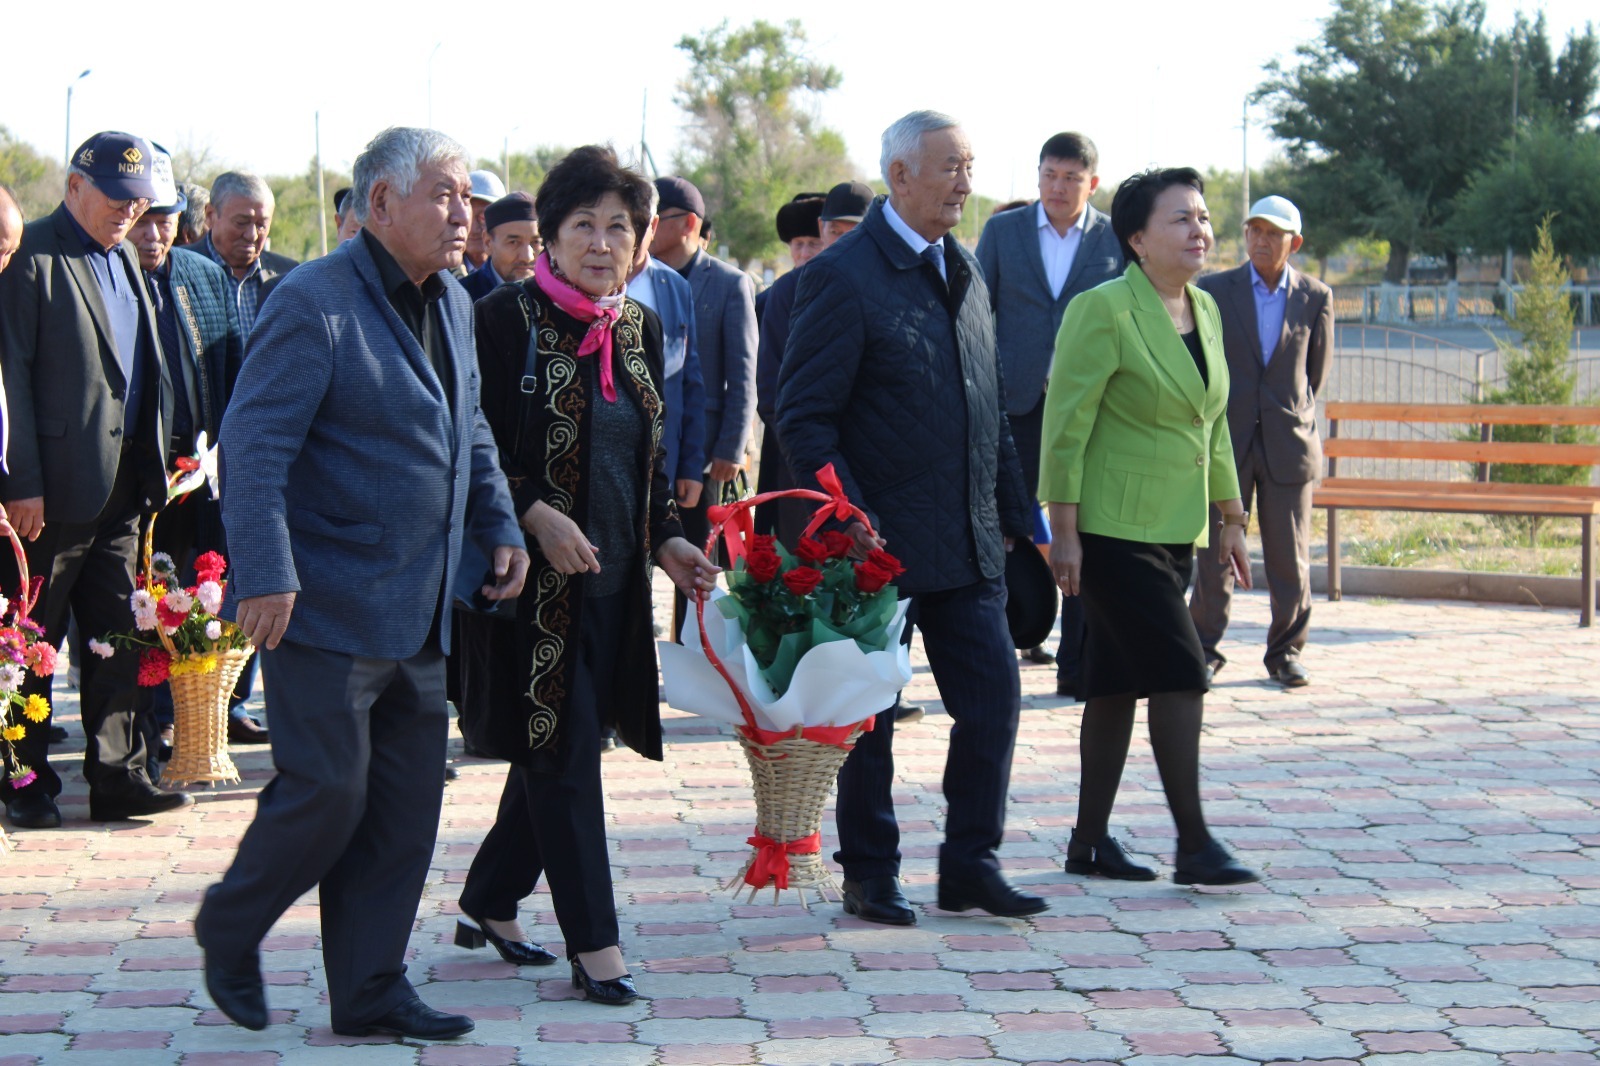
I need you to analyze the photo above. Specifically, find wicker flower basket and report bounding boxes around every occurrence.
[160,647,248,788]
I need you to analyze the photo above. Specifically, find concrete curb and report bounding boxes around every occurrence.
[1280,561,1597,611]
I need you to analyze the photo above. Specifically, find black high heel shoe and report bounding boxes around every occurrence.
[453,916,558,966]
[1064,830,1158,881]
[571,957,639,1005]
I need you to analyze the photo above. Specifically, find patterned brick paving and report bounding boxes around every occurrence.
[1,579,1597,1064]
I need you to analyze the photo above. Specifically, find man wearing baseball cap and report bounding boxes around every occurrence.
[464,170,507,273]
[1191,195,1334,689]
[0,131,191,829]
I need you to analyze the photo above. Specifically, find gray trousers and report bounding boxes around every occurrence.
[1190,435,1314,671]
[196,637,447,1029]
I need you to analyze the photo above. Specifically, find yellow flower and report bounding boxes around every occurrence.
[168,654,219,678]
[1,724,23,742]
[23,695,49,723]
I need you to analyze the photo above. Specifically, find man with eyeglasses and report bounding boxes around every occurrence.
[0,131,192,831]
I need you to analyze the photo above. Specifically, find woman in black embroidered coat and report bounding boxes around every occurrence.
[455,147,717,1005]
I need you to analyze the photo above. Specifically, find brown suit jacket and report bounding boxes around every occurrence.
[1197,263,1333,485]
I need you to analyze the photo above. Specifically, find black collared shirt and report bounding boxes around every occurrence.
[361,229,453,407]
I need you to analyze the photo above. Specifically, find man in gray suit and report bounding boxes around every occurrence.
[1191,195,1333,688]
[195,127,527,1040]
[0,132,189,830]
[975,132,1122,696]
[651,175,757,634]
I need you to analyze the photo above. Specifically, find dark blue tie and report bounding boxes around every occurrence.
[921,242,945,284]
[148,275,194,447]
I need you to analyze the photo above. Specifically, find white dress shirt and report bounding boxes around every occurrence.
[882,198,945,282]
[1037,201,1087,299]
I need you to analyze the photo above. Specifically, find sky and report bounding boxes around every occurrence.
[3,0,1594,203]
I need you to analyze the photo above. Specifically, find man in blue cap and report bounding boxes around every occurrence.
[0,131,192,829]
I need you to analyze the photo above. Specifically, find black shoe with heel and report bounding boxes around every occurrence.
[1173,839,1260,886]
[571,957,639,1005]
[1064,830,1158,881]
[453,915,557,966]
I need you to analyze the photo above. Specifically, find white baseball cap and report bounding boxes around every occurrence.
[469,170,507,204]
[1246,195,1302,235]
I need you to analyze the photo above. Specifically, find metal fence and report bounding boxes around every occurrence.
[1318,325,1600,483]
[1329,283,1600,326]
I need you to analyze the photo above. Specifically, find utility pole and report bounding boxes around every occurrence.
[64,69,91,168]
[1241,95,1250,230]
[315,111,327,257]
[1504,42,1520,286]
[427,42,442,128]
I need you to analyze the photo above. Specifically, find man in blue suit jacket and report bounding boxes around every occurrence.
[975,132,1123,696]
[195,128,527,1041]
[628,210,705,509]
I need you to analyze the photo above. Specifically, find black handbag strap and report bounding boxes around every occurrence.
[512,290,541,460]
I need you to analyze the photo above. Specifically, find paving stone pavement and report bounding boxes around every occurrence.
[2,578,1598,1065]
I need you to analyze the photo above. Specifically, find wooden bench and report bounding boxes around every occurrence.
[1314,403,1600,626]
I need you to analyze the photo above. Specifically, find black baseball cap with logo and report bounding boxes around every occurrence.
[70,131,160,202]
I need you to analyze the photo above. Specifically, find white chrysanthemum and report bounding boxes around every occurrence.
[197,581,223,615]
[150,551,177,575]
[88,638,117,659]
[205,620,222,641]
[162,588,194,615]
[0,662,24,693]
[0,594,9,617]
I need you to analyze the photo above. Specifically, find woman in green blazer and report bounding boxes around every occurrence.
[1039,167,1258,888]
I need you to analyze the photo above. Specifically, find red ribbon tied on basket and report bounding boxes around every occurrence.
[744,831,822,890]
[706,502,755,566]
[801,463,854,539]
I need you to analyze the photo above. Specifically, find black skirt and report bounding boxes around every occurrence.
[1078,531,1208,698]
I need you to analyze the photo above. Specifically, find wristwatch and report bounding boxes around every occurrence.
[1220,510,1250,528]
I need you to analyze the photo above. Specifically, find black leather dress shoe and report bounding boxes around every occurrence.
[1173,839,1260,886]
[1271,661,1310,688]
[197,927,268,1031]
[936,870,1048,917]
[48,724,70,744]
[454,916,557,966]
[1022,645,1056,666]
[334,997,474,1039]
[570,958,639,1005]
[88,781,193,821]
[4,791,62,829]
[840,876,916,926]
[892,695,923,725]
[1063,830,1157,881]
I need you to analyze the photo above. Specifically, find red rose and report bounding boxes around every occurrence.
[795,537,829,565]
[819,531,855,559]
[194,551,228,583]
[854,560,895,593]
[782,566,824,597]
[744,549,781,583]
[864,549,905,578]
[136,648,171,687]
[749,534,777,554]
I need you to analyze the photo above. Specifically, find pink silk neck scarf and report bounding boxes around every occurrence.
[533,251,624,402]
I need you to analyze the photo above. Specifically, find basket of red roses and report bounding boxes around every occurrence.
[658,464,912,905]
[0,528,62,850]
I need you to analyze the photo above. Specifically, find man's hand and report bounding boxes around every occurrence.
[844,521,886,560]
[482,545,531,602]
[655,536,721,599]
[5,498,44,541]
[236,592,296,651]
[521,501,599,575]
[708,458,740,483]
[675,478,703,509]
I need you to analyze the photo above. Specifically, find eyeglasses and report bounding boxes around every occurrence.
[106,196,151,214]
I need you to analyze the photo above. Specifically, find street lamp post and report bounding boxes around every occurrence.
[502,125,520,189]
[64,68,91,168]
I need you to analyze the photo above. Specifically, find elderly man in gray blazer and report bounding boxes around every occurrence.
[975,132,1122,696]
[195,127,527,1041]
[651,175,758,634]
[1191,195,1333,688]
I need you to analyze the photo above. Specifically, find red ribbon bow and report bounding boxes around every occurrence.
[744,831,822,890]
[801,463,854,539]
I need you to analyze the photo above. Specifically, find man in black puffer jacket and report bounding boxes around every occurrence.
[777,110,1040,926]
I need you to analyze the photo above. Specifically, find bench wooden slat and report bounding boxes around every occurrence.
[1321,477,1600,501]
[1324,438,1600,465]
[1326,402,1600,426]
[1314,489,1600,516]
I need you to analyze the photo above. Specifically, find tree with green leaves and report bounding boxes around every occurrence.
[673,19,852,264]
[1257,1,1598,282]
[0,126,65,222]
[1451,123,1600,260]
[1480,217,1595,540]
